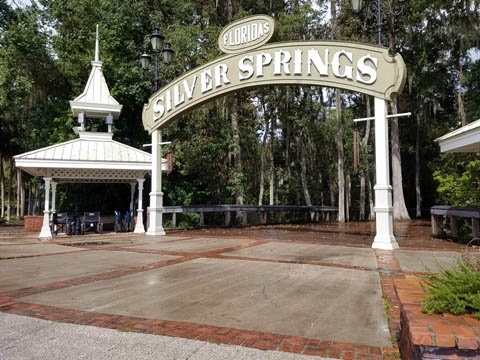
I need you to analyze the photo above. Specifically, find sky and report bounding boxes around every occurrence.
[7,0,31,8]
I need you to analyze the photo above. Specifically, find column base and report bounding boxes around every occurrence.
[146,191,165,236]
[146,230,166,236]
[146,207,166,235]
[146,212,166,235]
[134,209,145,233]
[372,235,399,250]
[39,210,52,240]
[372,185,398,251]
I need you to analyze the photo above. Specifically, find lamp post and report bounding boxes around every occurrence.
[140,29,174,236]
[351,0,404,46]
[140,28,174,92]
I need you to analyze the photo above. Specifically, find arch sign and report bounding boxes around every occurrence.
[143,15,406,251]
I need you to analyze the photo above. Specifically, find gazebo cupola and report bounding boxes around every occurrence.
[70,24,122,132]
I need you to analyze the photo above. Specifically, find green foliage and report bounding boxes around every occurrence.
[422,261,480,319]
[2,0,480,220]
[178,213,200,228]
[433,157,480,207]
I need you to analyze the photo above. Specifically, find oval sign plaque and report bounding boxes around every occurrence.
[218,15,276,54]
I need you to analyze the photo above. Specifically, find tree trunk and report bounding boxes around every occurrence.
[330,178,336,206]
[388,13,410,221]
[258,110,270,205]
[368,173,375,220]
[391,98,411,220]
[458,65,467,126]
[284,112,290,198]
[7,158,12,221]
[226,0,245,225]
[298,137,312,207]
[331,0,345,222]
[335,89,345,222]
[269,113,275,206]
[230,97,246,224]
[415,110,422,218]
[0,156,4,218]
[360,175,366,220]
[359,95,372,221]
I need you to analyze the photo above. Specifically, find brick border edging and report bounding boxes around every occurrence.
[375,249,405,341]
[395,278,480,359]
[0,300,399,359]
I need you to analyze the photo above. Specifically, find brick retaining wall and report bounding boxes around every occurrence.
[395,278,480,359]
[24,216,43,232]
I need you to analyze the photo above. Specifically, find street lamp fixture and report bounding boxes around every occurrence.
[141,29,175,93]
[351,0,363,14]
[140,52,151,70]
[351,0,404,46]
[163,42,174,65]
[150,28,165,51]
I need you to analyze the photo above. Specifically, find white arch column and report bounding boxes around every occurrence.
[372,97,399,250]
[134,179,145,233]
[39,177,52,240]
[147,130,166,235]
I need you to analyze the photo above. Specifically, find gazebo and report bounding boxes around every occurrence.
[14,27,166,239]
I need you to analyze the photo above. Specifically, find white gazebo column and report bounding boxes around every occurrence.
[39,177,53,240]
[134,179,146,233]
[147,130,166,235]
[372,97,399,250]
[129,183,136,213]
[51,181,57,217]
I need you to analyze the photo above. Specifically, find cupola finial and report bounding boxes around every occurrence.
[95,24,99,62]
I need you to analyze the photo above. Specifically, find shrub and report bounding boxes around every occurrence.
[433,159,480,208]
[421,260,480,319]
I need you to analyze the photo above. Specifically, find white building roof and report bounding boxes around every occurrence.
[15,131,166,183]
[436,119,480,153]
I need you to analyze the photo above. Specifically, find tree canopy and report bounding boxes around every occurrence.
[1,0,479,220]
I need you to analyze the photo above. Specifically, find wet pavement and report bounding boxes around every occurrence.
[0,251,178,292]
[170,219,466,251]
[0,219,468,359]
[394,250,460,273]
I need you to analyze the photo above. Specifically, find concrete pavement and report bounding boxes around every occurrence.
[21,257,390,346]
[0,313,329,360]
[2,221,459,359]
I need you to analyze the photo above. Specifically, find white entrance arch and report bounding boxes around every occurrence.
[142,16,406,250]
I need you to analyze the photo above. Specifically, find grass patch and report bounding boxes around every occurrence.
[382,295,391,319]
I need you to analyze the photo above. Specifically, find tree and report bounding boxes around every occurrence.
[331,0,345,222]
